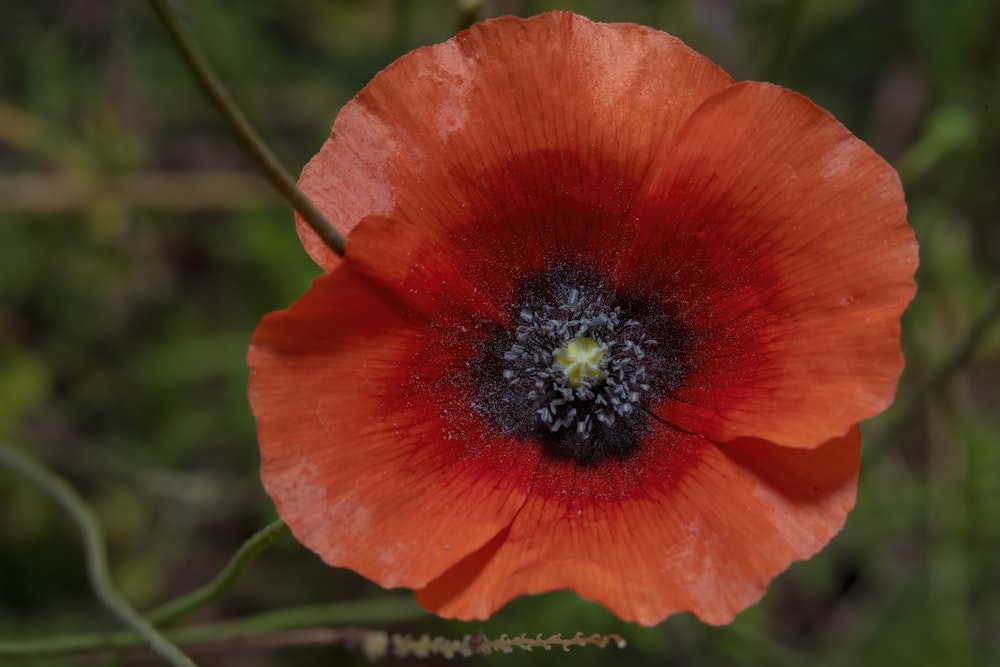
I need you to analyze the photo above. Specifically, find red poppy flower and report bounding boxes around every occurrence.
[248,12,917,625]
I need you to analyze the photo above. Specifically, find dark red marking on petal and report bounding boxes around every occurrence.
[623,82,917,448]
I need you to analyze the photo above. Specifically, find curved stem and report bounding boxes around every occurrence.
[148,519,290,626]
[0,444,198,667]
[146,0,346,257]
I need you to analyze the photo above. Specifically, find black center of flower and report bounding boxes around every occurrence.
[471,265,691,464]
[504,287,654,437]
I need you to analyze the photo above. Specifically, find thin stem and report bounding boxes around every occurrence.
[148,519,290,626]
[146,0,346,257]
[0,596,427,659]
[161,597,426,643]
[0,444,198,667]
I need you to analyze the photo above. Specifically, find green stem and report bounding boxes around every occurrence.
[0,444,198,667]
[164,597,426,644]
[146,0,346,258]
[0,596,427,659]
[148,519,290,626]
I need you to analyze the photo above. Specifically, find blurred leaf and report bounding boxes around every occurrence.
[897,105,980,185]
[906,0,1000,91]
[0,355,51,432]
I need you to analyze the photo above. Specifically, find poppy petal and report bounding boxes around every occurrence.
[249,266,540,588]
[296,11,733,270]
[625,82,917,447]
[344,215,506,322]
[416,426,860,626]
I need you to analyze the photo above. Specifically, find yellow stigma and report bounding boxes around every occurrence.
[553,336,608,388]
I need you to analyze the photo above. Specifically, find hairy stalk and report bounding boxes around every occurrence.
[146,0,346,257]
[0,444,198,667]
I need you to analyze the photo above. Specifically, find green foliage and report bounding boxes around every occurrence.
[1,1,998,665]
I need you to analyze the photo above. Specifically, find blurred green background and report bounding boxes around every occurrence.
[1,0,998,665]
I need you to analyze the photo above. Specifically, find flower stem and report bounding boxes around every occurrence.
[721,623,821,667]
[146,0,346,258]
[0,597,427,660]
[147,519,290,626]
[0,444,198,667]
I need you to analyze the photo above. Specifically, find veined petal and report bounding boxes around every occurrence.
[417,427,859,626]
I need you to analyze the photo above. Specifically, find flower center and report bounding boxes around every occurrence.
[500,282,655,441]
[470,265,692,464]
[553,336,607,388]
